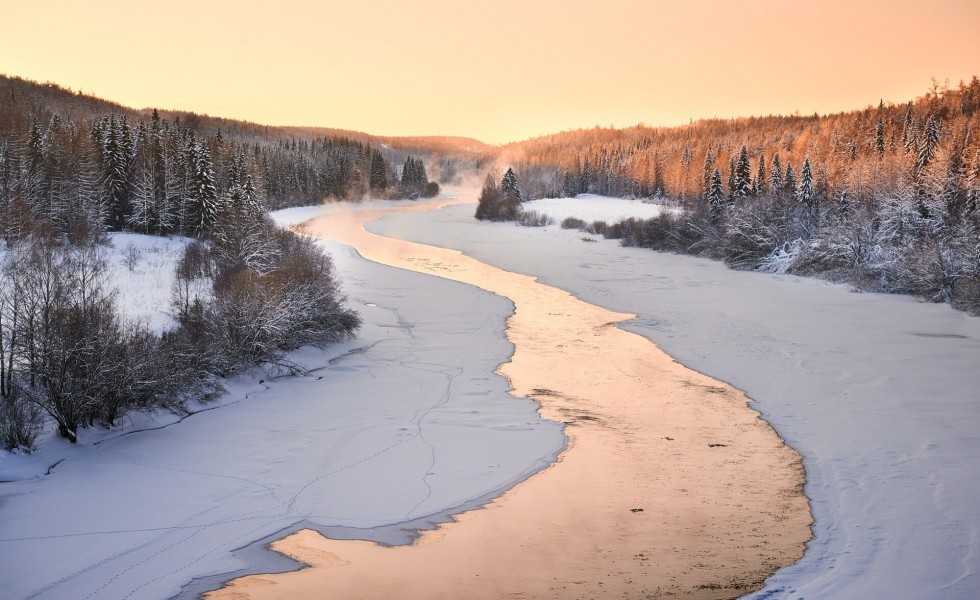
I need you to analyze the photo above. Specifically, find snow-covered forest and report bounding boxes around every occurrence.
[495,79,980,313]
[0,76,379,451]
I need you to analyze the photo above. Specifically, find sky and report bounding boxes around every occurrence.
[1,0,978,144]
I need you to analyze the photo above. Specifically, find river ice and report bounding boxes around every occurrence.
[370,194,980,600]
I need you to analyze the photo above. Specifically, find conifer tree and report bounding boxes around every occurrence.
[369,149,387,191]
[651,151,665,197]
[727,156,736,203]
[769,153,783,194]
[99,116,132,230]
[875,118,886,157]
[501,167,523,201]
[242,172,262,216]
[732,146,752,200]
[784,162,797,194]
[702,151,715,200]
[916,115,941,176]
[708,168,724,221]
[191,142,219,233]
[902,104,916,154]
[798,157,815,214]
[755,153,766,196]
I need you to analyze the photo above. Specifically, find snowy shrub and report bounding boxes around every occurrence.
[586,220,609,236]
[0,392,44,452]
[756,240,805,274]
[887,236,975,303]
[790,212,880,279]
[875,194,943,246]
[122,243,142,272]
[619,214,688,251]
[175,224,360,374]
[952,276,980,314]
[516,209,553,227]
[561,216,587,230]
[723,206,787,270]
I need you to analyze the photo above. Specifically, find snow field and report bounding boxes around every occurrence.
[522,193,678,224]
[106,232,193,334]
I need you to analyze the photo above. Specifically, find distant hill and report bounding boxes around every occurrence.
[500,78,980,205]
[0,74,459,242]
[0,74,492,157]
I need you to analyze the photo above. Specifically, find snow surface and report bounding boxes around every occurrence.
[0,208,564,600]
[369,201,980,600]
[522,193,677,224]
[106,233,193,334]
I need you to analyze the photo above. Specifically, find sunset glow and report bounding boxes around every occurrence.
[2,0,978,143]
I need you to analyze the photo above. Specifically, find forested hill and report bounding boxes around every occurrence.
[497,79,980,314]
[506,78,980,208]
[0,75,453,239]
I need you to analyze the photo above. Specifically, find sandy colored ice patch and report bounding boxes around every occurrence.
[210,197,810,599]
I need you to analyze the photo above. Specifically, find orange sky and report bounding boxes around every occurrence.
[1,0,978,144]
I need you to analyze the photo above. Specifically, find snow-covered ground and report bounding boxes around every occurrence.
[106,232,193,334]
[369,201,980,600]
[0,210,564,599]
[522,193,677,223]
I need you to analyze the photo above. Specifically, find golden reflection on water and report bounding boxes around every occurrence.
[210,197,810,599]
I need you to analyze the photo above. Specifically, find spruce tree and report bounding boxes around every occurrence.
[651,151,665,197]
[369,150,387,191]
[732,146,752,200]
[784,162,797,194]
[242,173,262,216]
[500,167,523,201]
[401,157,414,184]
[755,153,766,196]
[902,103,916,153]
[916,115,941,176]
[798,157,815,213]
[708,168,725,221]
[702,151,715,200]
[875,118,886,157]
[100,116,132,230]
[191,142,219,233]
[725,157,736,205]
[769,153,783,195]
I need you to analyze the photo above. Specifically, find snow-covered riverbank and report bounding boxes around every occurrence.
[369,199,980,599]
[0,204,563,600]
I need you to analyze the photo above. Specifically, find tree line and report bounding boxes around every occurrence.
[499,79,980,314]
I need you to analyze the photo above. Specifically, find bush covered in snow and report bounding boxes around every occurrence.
[171,214,360,374]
